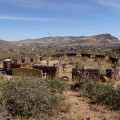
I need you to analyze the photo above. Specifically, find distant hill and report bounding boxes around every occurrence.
[13,34,120,48]
[14,36,85,46]
[0,39,16,50]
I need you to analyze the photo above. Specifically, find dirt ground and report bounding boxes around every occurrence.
[62,86,120,120]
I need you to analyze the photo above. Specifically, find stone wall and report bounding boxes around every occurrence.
[72,68,100,80]
[12,68,43,78]
[32,65,59,78]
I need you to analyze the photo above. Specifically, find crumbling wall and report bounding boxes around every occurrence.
[32,65,59,78]
[95,55,106,58]
[22,59,25,63]
[3,60,12,71]
[13,59,17,63]
[72,68,100,80]
[11,63,26,68]
[40,56,49,61]
[109,57,119,64]
[12,68,43,78]
[81,53,92,58]
[30,58,34,62]
[52,54,64,58]
[106,69,119,80]
[106,69,113,78]
[67,53,76,57]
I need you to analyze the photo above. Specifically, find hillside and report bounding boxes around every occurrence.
[0,39,16,50]
[0,34,119,50]
[13,34,120,48]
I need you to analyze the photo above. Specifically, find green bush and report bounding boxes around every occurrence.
[106,50,119,57]
[75,79,120,110]
[0,76,66,117]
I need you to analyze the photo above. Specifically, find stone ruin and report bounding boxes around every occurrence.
[12,68,43,78]
[12,63,26,68]
[81,53,92,58]
[72,67,100,81]
[52,54,64,58]
[109,57,119,64]
[14,59,17,63]
[40,56,49,61]
[95,54,106,59]
[32,64,59,78]
[3,59,26,73]
[30,58,34,62]
[22,59,25,63]
[3,59,12,71]
[106,69,120,80]
[67,53,76,57]
[3,54,120,80]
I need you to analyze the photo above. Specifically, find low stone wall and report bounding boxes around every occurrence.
[72,68,100,80]
[3,61,26,71]
[11,63,26,68]
[40,56,49,61]
[3,61,12,71]
[13,59,17,63]
[17,59,22,63]
[52,54,64,58]
[32,65,59,78]
[109,57,119,64]
[22,59,25,63]
[12,68,43,78]
[67,53,76,57]
[95,54,106,58]
[30,58,34,62]
[81,53,92,58]
[106,69,120,80]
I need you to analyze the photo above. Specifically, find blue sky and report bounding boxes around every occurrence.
[0,0,120,41]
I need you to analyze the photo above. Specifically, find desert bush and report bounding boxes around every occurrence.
[81,57,88,62]
[74,61,81,67]
[94,58,99,62]
[106,50,119,57]
[69,60,74,65]
[75,79,120,110]
[0,76,66,117]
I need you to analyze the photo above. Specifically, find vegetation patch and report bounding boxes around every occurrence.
[0,75,66,118]
[74,79,120,110]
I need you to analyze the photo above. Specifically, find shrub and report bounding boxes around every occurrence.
[0,76,66,118]
[106,50,119,57]
[75,79,120,110]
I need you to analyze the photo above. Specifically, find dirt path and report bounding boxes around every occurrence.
[46,79,120,120]
[64,88,120,120]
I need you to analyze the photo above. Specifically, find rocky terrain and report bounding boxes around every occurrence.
[13,34,120,48]
[0,34,120,50]
[0,39,16,50]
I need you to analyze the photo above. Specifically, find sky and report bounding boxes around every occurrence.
[0,0,120,41]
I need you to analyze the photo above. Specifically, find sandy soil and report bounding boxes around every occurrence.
[63,87,120,120]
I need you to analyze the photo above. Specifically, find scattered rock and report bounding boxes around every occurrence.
[86,117,90,120]
[102,76,108,82]
[76,102,78,105]
[75,87,80,91]
[102,118,107,120]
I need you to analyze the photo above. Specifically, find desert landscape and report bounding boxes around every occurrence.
[0,0,120,119]
[0,34,120,119]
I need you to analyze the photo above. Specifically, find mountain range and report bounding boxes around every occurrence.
[0,34,120,50]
